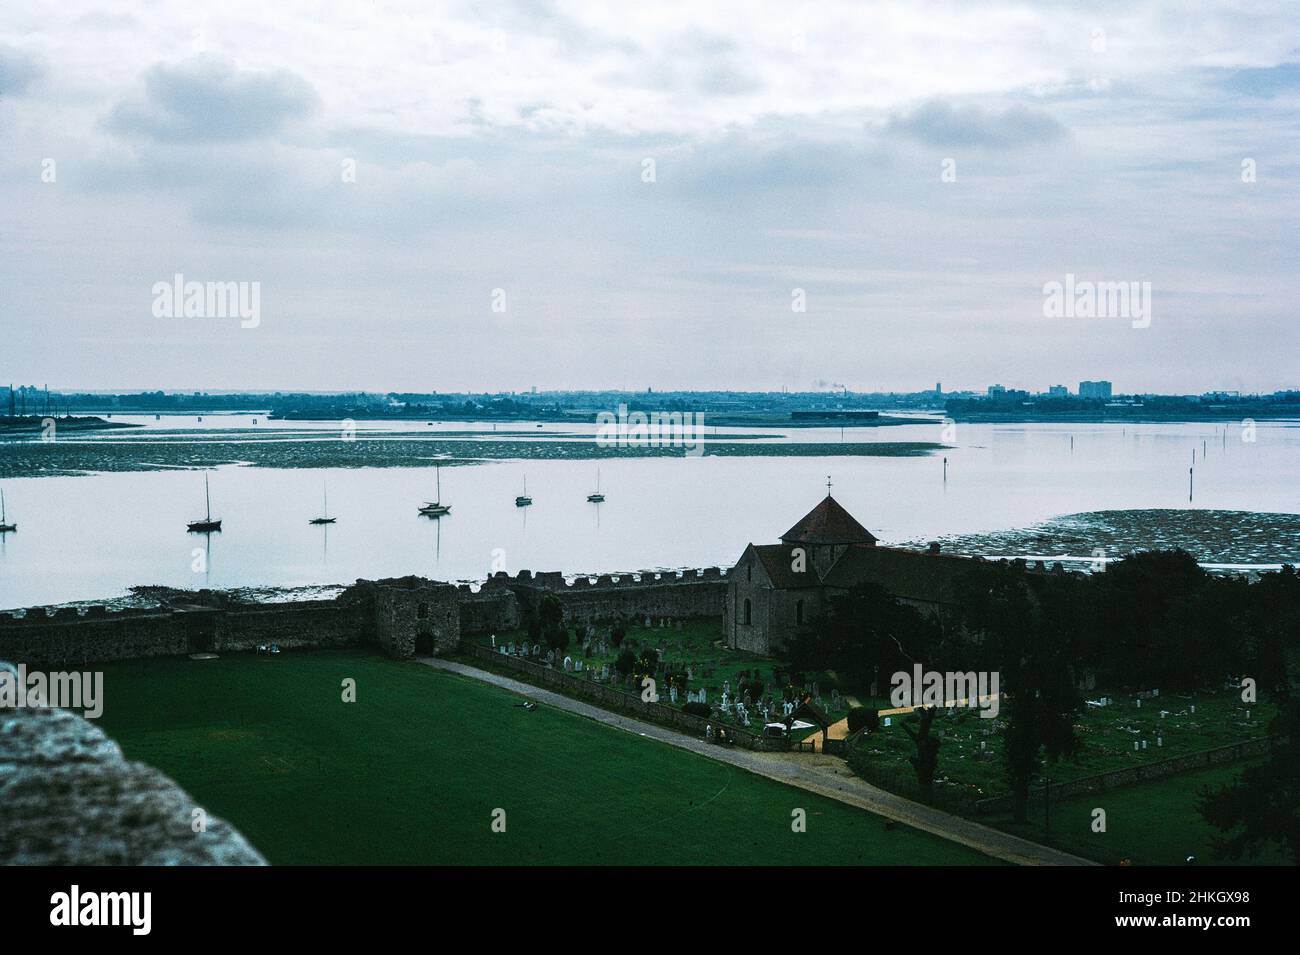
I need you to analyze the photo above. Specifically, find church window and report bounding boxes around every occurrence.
[743,599,752,625]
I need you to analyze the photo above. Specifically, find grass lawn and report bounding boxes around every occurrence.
[93,649,994,865]
[987,761,1291,866]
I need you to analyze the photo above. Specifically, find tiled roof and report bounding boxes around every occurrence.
[780,495,878,546]
[751,544,823,590]
[821,544,971,605]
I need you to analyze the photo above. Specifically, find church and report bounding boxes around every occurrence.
[726,493,975,656]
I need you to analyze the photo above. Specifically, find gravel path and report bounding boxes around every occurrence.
[418,657,1096,866]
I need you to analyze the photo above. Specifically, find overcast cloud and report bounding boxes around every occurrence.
[2,1,1297,393]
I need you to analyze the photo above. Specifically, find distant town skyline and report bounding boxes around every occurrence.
[3,2,1298,392]
[7,379,1298,400]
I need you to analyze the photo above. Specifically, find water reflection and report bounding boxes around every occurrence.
[0,418,1297,608]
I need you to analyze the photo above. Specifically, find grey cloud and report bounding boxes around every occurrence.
[105,57,318,143]
[889,101,1068,148]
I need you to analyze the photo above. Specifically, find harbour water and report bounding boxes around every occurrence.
[0,416,1297,609]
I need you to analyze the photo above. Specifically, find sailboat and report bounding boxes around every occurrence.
[515,474,532,507]
[419,465,451,517]
[309,481,336,524]
[586,468,605,503]
[0,489,16,533]
[187,472,222,532]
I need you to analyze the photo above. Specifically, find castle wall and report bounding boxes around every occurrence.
[0,569,731,666]
[495,568,728,631]
[365,579,461,658]
[0,608,192,667]
[214,602,368,653]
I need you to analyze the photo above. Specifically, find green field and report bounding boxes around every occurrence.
[988,761,1291,866]
[93,650,994,865]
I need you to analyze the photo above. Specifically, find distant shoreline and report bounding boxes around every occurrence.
[947,411,1300,424]
[0,415,141,434]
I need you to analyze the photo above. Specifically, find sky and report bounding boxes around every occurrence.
[1,1,1298,394]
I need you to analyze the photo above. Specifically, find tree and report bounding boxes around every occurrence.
[614,648,637,679]
[538,594,564,633]
[847,707,878,734]
[544,626,569,654]
[955,561,1082,823]
[903,707,941,795]
[1200,698,1300,864]
[777,583,943,696]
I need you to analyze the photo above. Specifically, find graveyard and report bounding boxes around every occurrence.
[851,684,1273,805]
[465,615,855,736]
[91,648,995,865]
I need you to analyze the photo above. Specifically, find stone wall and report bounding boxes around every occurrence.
[971,736,1276,815]
[462,568,729,634]
[0,569,731,666]
[457,584,520,634]
[0,662,265,865]
[0,595,371,667]
[360,576,461,657]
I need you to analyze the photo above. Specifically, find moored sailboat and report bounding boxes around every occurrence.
[515,474,532,507]
[187,472,222,532]
[586,468,605,503]
[310,481,337,524]
[0,489,16,533]
[419,465,451,517]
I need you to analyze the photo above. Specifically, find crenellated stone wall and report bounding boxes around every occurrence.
[460,567,729,634]
[0,568,731,665]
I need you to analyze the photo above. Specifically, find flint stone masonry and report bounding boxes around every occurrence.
[0,662,265,865]
[462,568,728,633]
[0,569,729,666]
[361,576,460,657]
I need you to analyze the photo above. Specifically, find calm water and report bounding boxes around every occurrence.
[1,416,1297,609]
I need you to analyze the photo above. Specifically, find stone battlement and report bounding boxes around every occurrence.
[0,568,732,665]
[458,566,728,592]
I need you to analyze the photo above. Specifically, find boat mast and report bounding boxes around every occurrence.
[204,472,212,521]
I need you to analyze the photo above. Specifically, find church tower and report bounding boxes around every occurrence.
[779,492,878,580]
